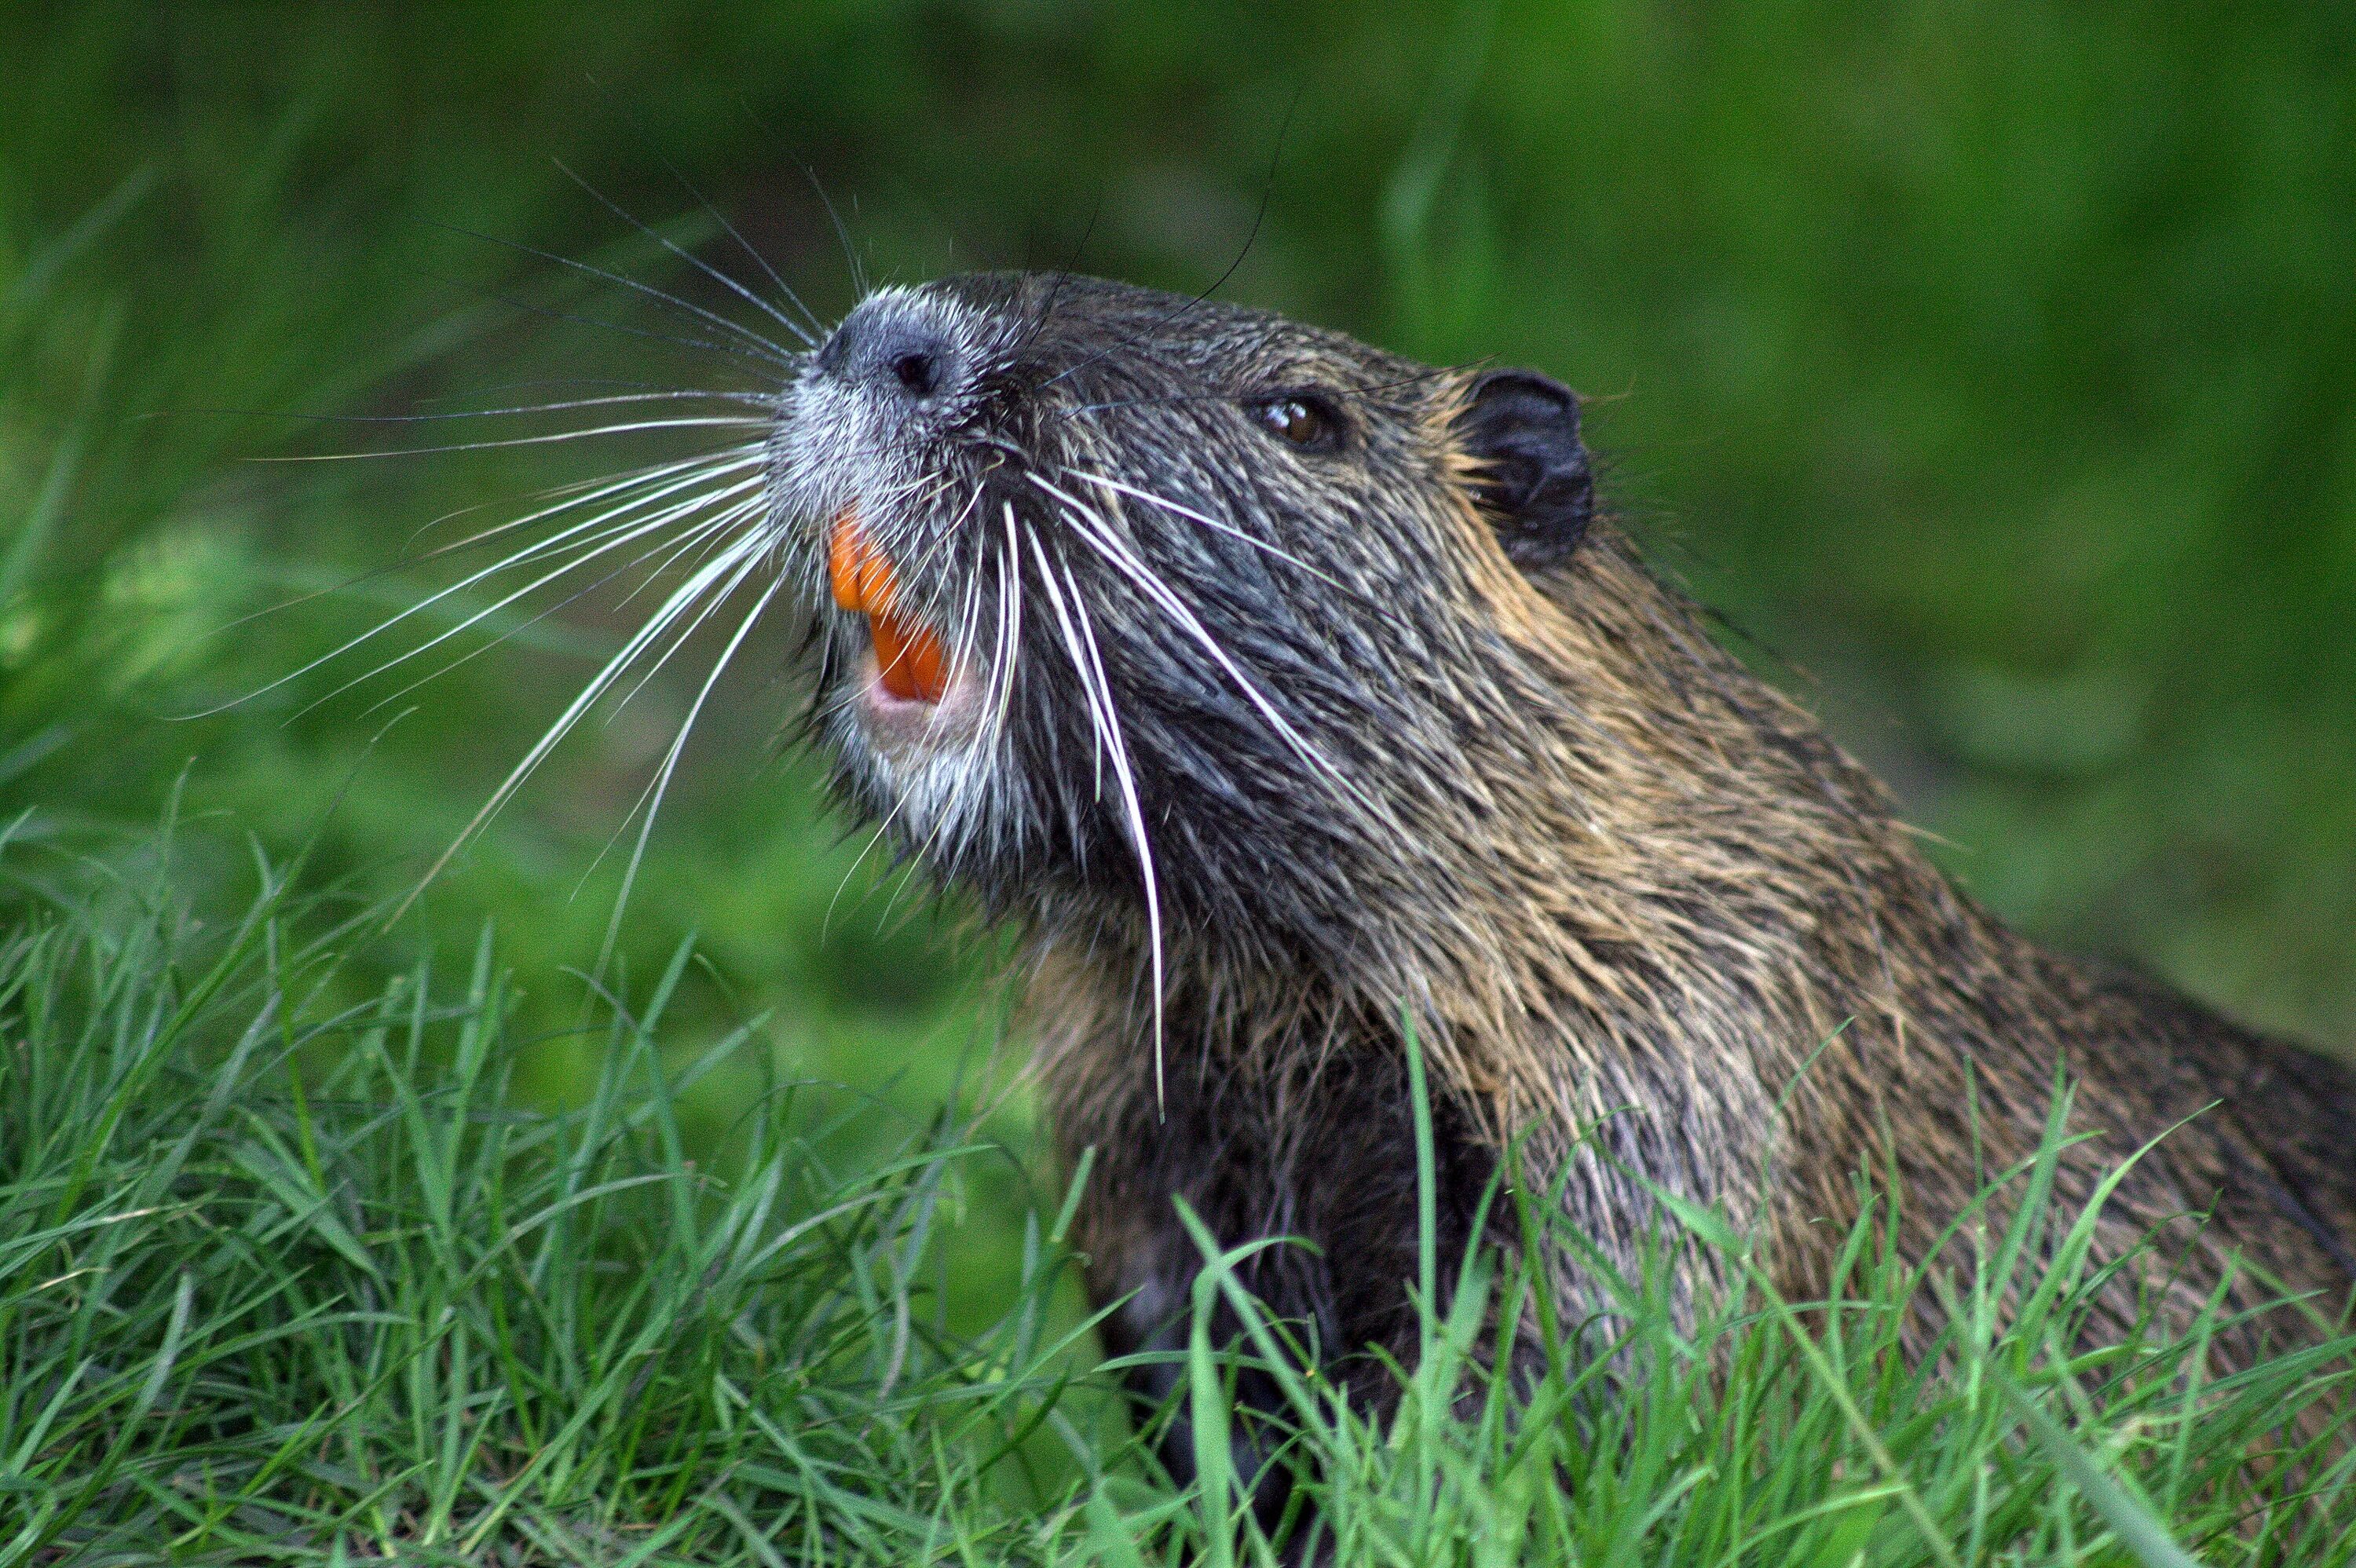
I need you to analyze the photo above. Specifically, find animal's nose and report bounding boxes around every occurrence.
[815,302,960,405]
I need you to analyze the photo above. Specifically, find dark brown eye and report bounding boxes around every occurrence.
[1250,396,1339,451]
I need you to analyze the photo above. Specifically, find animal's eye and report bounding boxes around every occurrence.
[1249,396,1341,452]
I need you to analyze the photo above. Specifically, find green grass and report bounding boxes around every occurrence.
[1,835,1104,1560]
[4,838,2348,1563]
[5,4,2356,1562]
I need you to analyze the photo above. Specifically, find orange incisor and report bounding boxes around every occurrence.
[828,508,950,703]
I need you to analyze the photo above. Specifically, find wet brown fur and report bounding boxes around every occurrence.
[1037,521,2356,1375]
[777,273,2355,1466]
[1046,506,2356,1337]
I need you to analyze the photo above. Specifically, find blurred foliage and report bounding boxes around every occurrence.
[1,0,2349,1172]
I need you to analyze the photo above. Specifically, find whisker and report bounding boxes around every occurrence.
[251,415,770,462]
[397,446,759,565]
[346,503,749,724]
[799,162,868,300]
[937,520,1026,889]
[388,527,774,923]
[606,496,762,613]
[233,453,731,642]
[305,462,766,698]
[1026,521,1167,1109]
[210,495,509,640]
[307,483,759,723]
[1036,101,1291,397]
[1030,472,1392,829]
[467,375,714,394]
[470,281,794,368]
[988,519,1024,755]
[1053,363,1469,422]
[602,499,776,718]
[1061,466,1359,597]
[180,447,767,718]
[891,472,993,629]
[423,217,802,370]
[942,498,990,693]
[553,158,819,349]
[627,148,830,343]
[822,789,919,946]
[730,95,867,304]
[174,389,777,430]
[797,597,949,938]
[590,555,791,974]
[877,470,1014,920]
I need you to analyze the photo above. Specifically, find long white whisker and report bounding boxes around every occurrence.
[1026,520,1167,1110]
[591,556,791,974]
[477,283,783,367]
[876,488,1007,934]
[786,484,973,915]
[347,505,752,723]
[869,509,1023,919]
[972,522,1025,868]
[891,468,993,597]
[822,797,916,945]
[294,468,769,719]
[553,158,820,349]
[388,528,772,923]
[401,448,740,556]
[308,510,723,723]
[607,495,764,613]
[265,389,777,428]
[642,146,830,342]
[1062,467,1356,594]
[807,609,961,945]
[602,499,775,718]
[253,416,770,463]
[1031,473,1393,831]
[1061,561,1121,807]
[429,216,803,369]
[184,447,770,718]
[988,517,1024,749]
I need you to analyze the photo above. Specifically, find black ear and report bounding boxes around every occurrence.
[1456,369,1593,568]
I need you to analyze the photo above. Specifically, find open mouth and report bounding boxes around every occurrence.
[828,506,951,706]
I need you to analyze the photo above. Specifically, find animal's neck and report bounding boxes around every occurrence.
[1033,532,2007,1218]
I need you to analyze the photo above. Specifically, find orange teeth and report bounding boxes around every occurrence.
[828,507,949,704]
[826,505,893,615]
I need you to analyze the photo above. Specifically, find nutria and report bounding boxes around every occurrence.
[766,271,2354,1490]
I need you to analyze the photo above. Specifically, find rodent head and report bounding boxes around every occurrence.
[768,272,1604,977]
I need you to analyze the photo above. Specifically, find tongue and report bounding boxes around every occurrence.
[828,509,949,704]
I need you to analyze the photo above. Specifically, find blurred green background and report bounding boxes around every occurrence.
[3,0,2351,1272]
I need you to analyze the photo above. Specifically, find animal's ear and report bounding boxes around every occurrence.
[1454,369,1593,568]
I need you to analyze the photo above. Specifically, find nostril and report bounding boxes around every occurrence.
[891,349,942,400]
[821,305,958,403]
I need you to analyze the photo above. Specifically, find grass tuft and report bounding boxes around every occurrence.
[3,836,2348,1563]
[0,850,1113,1562]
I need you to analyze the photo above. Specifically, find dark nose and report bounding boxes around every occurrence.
[815,304,960,405]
